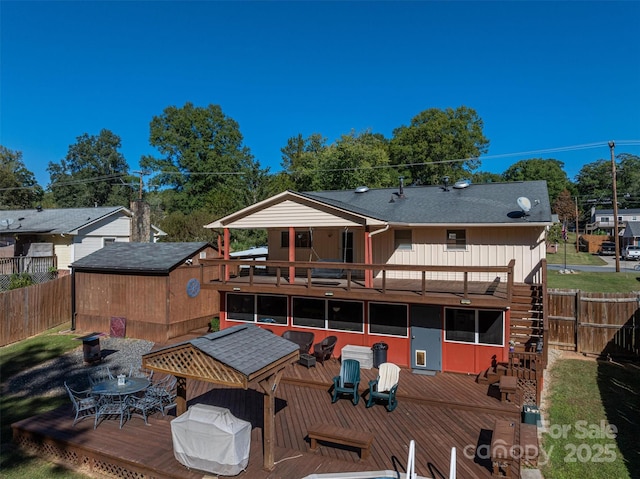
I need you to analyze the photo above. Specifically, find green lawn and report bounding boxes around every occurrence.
[0,324,88,479]
[546,246,607,266]
[547,271,640,292]
[541,358,639,479]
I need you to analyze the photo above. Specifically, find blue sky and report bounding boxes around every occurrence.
[2,1,639,189]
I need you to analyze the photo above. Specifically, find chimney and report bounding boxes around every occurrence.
[130,200,151,242]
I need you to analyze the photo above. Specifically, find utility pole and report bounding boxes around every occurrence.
[133,170,146,200]
[609,141,620,272]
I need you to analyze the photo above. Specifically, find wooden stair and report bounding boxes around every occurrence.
[509,283,544,352]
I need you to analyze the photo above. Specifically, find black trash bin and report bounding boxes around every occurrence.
[372,342,388,368]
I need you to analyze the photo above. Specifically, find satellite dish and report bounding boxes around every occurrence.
[517,197,532,214]
[453,179,471,189]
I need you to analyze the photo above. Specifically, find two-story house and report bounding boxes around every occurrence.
[202,179,552,375]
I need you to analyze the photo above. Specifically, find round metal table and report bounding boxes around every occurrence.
[91,377,150,396]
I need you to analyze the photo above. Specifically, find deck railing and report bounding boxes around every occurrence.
[202,258,515,302]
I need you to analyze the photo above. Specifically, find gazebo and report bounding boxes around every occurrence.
[141,325,299,470]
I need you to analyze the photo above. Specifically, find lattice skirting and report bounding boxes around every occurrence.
[518,378,538,406]
[12,430,161,479]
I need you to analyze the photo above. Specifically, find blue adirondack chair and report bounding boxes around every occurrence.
[332,359,360,405]
[366,362,400,412]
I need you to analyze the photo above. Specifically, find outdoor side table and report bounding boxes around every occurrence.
[499,375,517,403]
[299,353,316,368]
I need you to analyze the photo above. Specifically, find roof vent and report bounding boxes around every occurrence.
[355,186,369,193]
[453,179,471,189]
[442,176,450,191]
[36,205,43,212]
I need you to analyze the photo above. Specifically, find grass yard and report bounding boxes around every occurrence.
[0,323,88,479]
[546,247,607,266]
[541,358,639,479]
[547,271,640,292]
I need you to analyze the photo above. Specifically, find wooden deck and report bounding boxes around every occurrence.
[12,355,528,479]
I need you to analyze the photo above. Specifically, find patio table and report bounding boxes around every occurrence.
[91,377,150,428]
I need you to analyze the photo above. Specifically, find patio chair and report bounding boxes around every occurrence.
[366,362,400,412]
[87,365,113,386]
[64,382,98,426]
[94,395,128,429]
[312,336,337,365]
[128,365,154,381]
[332,359,360,405]
[282,330,315,354]
[147,375,178,415]
[126,391,163,425]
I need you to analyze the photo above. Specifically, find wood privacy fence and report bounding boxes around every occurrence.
[547,289,640,358]
[0,275,72,347]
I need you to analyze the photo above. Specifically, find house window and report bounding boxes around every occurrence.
[257,295,288,325]
[227,294,255,322]
[445,308,503,346]
[199,251,207,259]
[394,230,412,250]
[227,294,288,324]
[103,237,116,246]
[600,217,609,223]
[446,229,466,250]
[369,303,408,337]
[293,297,325,328]
[281,231,311,248]
[328,300,363,333]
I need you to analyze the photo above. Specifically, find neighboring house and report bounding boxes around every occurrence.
[589,207,640,236]
[71,242,220,343]
[622,221,640,248]
[0,206,166,272]
[202,180,553,375]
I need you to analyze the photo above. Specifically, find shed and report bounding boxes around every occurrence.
[71,242,220,342]
[142,325,299,471]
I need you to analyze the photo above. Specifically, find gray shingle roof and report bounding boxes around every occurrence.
[70,242,210,273]
[298,180,552,224]
[0,207,126,234]
[154,325,299,376]
[624,221,640,237]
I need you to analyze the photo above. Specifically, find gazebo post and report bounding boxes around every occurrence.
[176,376,187,416]
[259,369,284,471]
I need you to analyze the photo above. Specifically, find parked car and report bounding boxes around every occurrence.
[622,245,640,260]
[599,242,616,256]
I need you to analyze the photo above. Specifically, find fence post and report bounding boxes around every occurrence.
[575,289,581,353]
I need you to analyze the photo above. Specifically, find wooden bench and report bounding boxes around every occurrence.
[520,423,539,466]
[491,419,515,477]
[307,423,374,460]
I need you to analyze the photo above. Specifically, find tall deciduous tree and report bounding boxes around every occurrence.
[617,153,640,209]
[389,106,489,186]
[575,159,613,212]
[280,133,327,192]
[47,130,132,207]
[0,146,43,208]
[502,158,573,204]
[141,103,265,216]
[553,189,577,224]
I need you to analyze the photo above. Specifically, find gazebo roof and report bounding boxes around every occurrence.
[142,325,299,388]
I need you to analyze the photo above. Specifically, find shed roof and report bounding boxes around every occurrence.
[70,241,211,273]
[142,325,299,387]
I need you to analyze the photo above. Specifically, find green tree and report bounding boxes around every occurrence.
[279,133,327,192]
[141,103,265,215]
[575,159,613,213]
[0,146,43,208]
[47,130,132,207]
[502,158,573,204]
[617,153,640,209]
[389,106,489,186]
[470,171,503,184]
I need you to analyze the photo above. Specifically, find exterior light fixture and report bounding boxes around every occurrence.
[233,287,241,291]
[460,299,471,305]
[324,291,334,297]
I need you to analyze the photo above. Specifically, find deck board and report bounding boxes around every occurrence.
[13,357,523,478]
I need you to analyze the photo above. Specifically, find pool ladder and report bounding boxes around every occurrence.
[406,440,456,479]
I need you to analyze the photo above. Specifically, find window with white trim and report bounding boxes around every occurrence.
[394,230,412,250]
[291,297,364,332]
[446,229,466,250]
[369,302,408,337]
[227,294,288,325]
[103,237,116,246]
[444,308,503,346]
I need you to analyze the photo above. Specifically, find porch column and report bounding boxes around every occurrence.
[224,228,230,281]
[365,229,373,288]
[289,227,295,284]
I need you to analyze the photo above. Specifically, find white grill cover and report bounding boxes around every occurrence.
[171,404,251,476]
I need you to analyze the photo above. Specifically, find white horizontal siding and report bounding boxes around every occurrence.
[79,213,131,237]
[373,226,545,283]
[230,200,363,228]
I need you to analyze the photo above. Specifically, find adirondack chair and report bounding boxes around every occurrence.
[366,362,400,411]
[332,359,360,405]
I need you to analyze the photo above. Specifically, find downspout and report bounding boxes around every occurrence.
[367,224,389,287]
[71,267,76,331]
